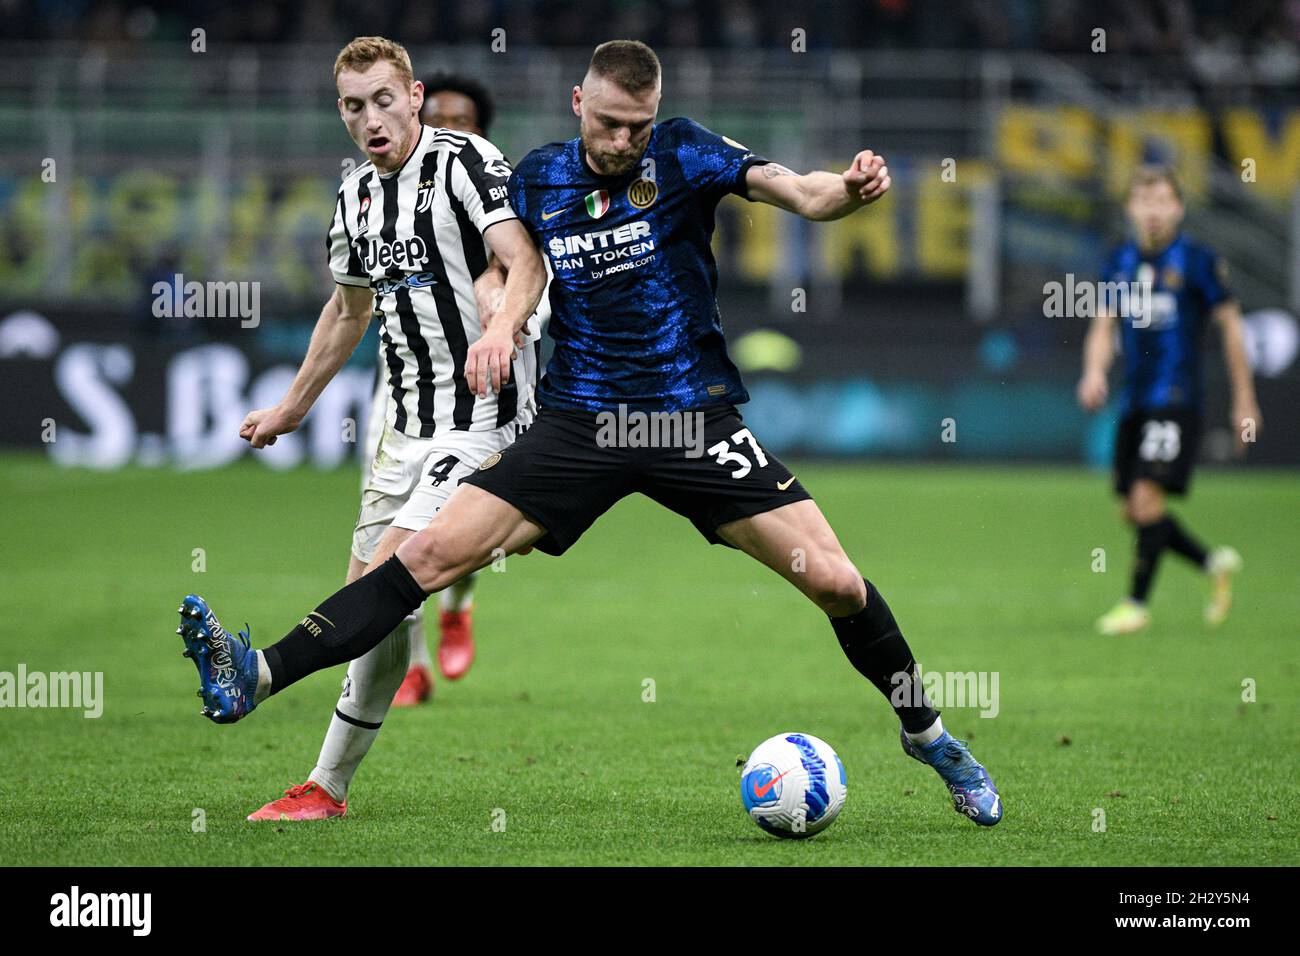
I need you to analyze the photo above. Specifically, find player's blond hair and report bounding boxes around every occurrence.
[334,36,414,86]
[1128,164,1183,202]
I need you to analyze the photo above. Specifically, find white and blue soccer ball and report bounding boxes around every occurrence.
[740,732,847,839]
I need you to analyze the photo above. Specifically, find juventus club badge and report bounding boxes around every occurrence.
[357,195,371,233]
[416,179,435,213]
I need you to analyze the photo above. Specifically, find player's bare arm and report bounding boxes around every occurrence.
[472,253,529,355]
[464,218,545,397]
[240,283,374,448]
[1211,299,1262,451]
[473,254,507,328]
[1077,310,1117,411]
[744,149,891,221]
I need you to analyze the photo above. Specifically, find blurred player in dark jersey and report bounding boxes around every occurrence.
[1078,165,1261,635]
[177,40,1003,828]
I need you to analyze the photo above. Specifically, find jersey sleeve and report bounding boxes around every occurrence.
[1098,247,1118,284]
[1097,247,1121,316]
[675,118,770,202]
[507,164,536,240]
[449,133,518,235]
[1195,247,1234,308]
[326,190,370,287]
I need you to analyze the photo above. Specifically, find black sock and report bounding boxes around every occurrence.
[261,556,428,695]
[1131,519,1173,603]
[1161,514,1209,569]
[830,579,939,734]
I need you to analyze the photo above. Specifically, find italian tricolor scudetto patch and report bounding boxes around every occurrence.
[585,189,611,219]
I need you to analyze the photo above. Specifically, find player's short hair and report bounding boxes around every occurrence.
[1128,164,1183,202]
[422,72,495,136]
[588,40,661,95]
[334,36,414,87]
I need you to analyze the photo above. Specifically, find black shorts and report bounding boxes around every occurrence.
[460,403,812,555]
[1113,406,1202,496]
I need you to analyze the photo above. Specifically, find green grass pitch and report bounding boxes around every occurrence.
[0,454,1295,866]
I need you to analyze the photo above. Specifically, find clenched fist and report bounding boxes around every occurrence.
[240,405,300,449]
[843,150,890,204]
[1076,373,1108,412]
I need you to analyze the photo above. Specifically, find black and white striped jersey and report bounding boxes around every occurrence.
[328,125,539,437]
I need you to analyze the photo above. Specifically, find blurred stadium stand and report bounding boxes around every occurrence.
[0,0,1296,466]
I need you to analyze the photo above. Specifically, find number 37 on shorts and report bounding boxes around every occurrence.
[708,427,769,479]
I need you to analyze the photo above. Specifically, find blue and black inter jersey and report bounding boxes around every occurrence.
[1101,234,1234,414]
[508,117,770,412]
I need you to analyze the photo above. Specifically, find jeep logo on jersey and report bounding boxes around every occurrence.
[585,189,611,219]
[360,236,429,271]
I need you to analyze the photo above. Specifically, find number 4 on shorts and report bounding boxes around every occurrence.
[427,454,461,486]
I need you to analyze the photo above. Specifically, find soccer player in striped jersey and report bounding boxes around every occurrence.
[178,40,1002,828]
[230,37,546,819]
[1078,166,1261,635]
[363,72,501,707]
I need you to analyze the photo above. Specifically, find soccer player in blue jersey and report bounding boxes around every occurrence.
[174,40,1002,827]
[1078,165,1261,635]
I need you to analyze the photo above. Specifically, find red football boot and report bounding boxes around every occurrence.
[392,664,434,707]
[247,781,346,821]
[437,608,475,680]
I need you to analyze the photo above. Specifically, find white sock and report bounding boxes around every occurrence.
[904,715,945,747]
[310,618,411,801]
[439,570,477,614]
[254,650,271,704]
[406,610,432,670]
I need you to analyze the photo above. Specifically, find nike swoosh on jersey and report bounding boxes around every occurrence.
[540,205,571,221]
[777,476,796,491]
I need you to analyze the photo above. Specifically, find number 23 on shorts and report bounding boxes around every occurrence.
[1139,420,1181,462]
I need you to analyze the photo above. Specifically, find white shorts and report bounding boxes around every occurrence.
[352,415,527,564]
[360,372,387,492]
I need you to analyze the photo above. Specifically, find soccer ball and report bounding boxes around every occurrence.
[740,732,847,839]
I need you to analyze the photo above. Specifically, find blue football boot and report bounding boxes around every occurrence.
[175,594,259,724]
[901,728,1002,826]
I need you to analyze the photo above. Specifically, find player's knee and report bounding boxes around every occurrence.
[1129,485,1165,525]
[1132,503,1159,525]
[807,561,867,616]
[396,526,469,592]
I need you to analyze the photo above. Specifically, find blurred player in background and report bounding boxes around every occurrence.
[232,37,546,819]
[1078,165,1261,635]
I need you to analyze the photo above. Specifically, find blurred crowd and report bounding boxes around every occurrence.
[4,0,1297,64]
